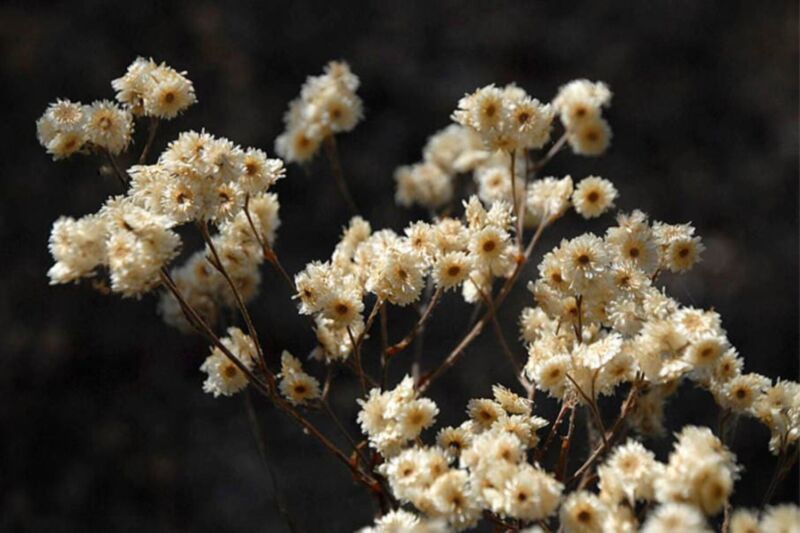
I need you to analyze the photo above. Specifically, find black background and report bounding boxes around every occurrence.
[1,1,797,531]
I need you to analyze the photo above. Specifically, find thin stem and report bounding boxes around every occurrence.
[556,403,578,482]
[161,233,381,500]
[243,197,296,293]
[321,399,371,468]
[470,276,531,395]
[138,117,160,165]
[509,149,521,248]
[530,132,568,173]
[198,220,267,373]
[322,135,359,215]
[347,326,368,396]
[275,394,379,489]
[418,216,551,393]
[518,150,527,242]
[355,298,384,353]
[535,400,573,462]
[762,443,799,507]
[159,268,271,395]
[321,365,336,402]
[379,304,389,389]
[104,150,129,187]
[244,391,298,533]
[386,287,442,358]
[564,373,607,447]
[569,382,642,487]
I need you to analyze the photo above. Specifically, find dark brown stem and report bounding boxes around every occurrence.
[535,400,572,462]
[347,326,368,396]
[104,150,129,188]
[530,132,568,173]
[138,117,160,165]
[762,443,799,507]
[321,399,370,468]
[243,196,296,294]
[569,382,642,487]
[556,403,578,482]
[355,298,384,353]
[159,268,271,395]
[470,276,532,395]
[564,373,607,447]
[322,135,359,215]
[198,220,268,373]
[509,149,521,248]
[379,304,389,389]
[418,216,551,393]
[243,391,299,533]
[386,287,442,358]
[159,210,382,507]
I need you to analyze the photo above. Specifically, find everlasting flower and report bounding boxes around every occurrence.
[36,99,88,159]
[567,116,612,156]
[760,504,800,533]
[572,176,617,219]
[278,351,321,406]
[641,503,710,533]
[395,162,454,210]
[275,61,362,163]
[112,57,196,118]
[432,251,473,291]
[47,215,107,284]
[200,328,256,397]
[83,100,133,154]
[552,79,612,129]
[559,491,609,533]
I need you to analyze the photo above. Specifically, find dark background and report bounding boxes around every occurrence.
[1,1,797,531]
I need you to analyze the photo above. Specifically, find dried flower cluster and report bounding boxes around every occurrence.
[42,58,798,532]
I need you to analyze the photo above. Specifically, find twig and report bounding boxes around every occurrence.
[198,220,268,373]
[244,391,299,533]
[321,399,371,468]
[564,373,607,447]
[386,287,442,358]
[418,216,551,393]
[138,117,160,165]
[569,382,642,487]
[322,135,359,215]
[535,400,572,462]
[530,132,568,173]
[347,326,368,396]
[762,443,799,507]
[354,298,384,353]
[159,268,271,396]
[509,149,521,248]
[243,197,296,293]
[469,276,531,395]
[556,403,578,481]
[104,150,129,187]
[161,269,378,493]
[379,304,390,389]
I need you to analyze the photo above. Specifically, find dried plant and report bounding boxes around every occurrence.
[40,58,798,532]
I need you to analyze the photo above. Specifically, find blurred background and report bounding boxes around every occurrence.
[1,1,797,531]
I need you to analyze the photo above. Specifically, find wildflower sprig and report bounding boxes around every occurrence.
[41,58,798,532]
